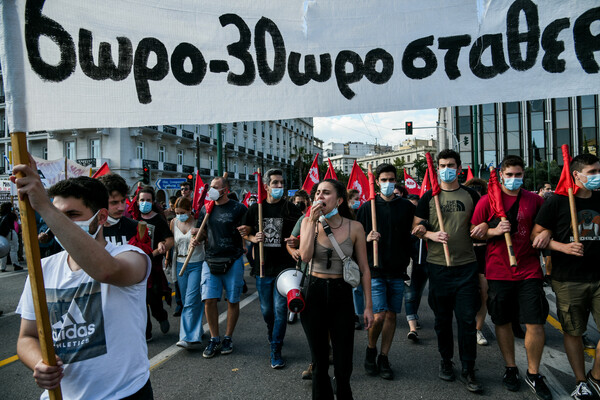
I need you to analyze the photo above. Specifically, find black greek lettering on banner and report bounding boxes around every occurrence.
[22,0,600,104]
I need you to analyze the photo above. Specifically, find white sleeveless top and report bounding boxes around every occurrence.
[174,221,204,263]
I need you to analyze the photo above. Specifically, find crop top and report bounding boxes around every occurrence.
[311,221,353,275]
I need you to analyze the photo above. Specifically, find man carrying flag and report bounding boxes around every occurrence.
[412,149,484,392]
[356,163,415,380]
[241,169,302,368]
[471,155,551,399]
[533,151,600,400]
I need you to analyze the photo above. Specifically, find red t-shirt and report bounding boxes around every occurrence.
[471,189,544,281]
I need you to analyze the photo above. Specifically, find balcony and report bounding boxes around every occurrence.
[238,146,246,153]
[258,151,264,158]
[143,159,159,170]
[163,125,177,135]
[182,165,194,174]
[0,95,5,103]
[163,162,177,172]
[200,168,211,176]
[274,156,279,162]
[266,154,272,160]
[225,143,234,151]
[182,129,194,140]
[76,158,97,168]
[238,173,247,180]
[199,135,211,144]
[248,149,255,155]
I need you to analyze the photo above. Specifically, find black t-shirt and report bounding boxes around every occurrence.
[535,191,600,282]
[103,217,138,246]
[139,213,173,263]
[356,195,416,279]
[197,200,247,260]
[242,200,303,276]
[0,212,16,237]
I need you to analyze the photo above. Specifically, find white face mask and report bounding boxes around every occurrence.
[106,215,120,226]
[207,187,221,201]
[55,210,102,249]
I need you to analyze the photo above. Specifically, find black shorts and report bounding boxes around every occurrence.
[487,279,549,326]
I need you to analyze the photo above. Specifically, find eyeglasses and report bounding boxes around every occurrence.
[326,248,333,269]
[181,188,190,191]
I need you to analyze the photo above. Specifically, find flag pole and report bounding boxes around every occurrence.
[367,164,379,267]
[257,168,265,278]
[433,194,452,266]
[11,132,62,400]
[568,187,580,243]
[180,172,227,276]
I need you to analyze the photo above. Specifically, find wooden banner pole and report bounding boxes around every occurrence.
[11,132,62,400]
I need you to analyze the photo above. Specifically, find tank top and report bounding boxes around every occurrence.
[174,221,204,263]
[311,220,353,275]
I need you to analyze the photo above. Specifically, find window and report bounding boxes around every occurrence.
[553,97,572,159]
[90,139,100,159]
[136,142,145,159]
[43,147,48,160]
[0,114,5,137]
[407,155,411,162]
[177,149,184,165]
[65,141,75,160]
[234,162,238,173]
[527,100,547,163]
[578,95,598,155]
[209,125,214,138]
[244,122,248,131]
[209,156,214,169]
[503,102,522,165]
[244,164,247,175]
[158,146,165,162]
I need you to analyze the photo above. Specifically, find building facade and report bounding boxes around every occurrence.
[356,139,437,178]
[437,95,599,175]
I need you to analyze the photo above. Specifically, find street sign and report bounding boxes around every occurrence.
[288,189,298,197]
[155,178,187,190]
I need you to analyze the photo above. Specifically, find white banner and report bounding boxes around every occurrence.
[33,157,89,188]
[1,0,599,132]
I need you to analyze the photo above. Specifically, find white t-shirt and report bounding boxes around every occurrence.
[17,242,151,400]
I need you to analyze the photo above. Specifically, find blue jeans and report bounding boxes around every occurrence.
[256,275,288,345]
[177,261,204,342]
[201,257,245,302]
[353,284,365,315]
[371,277,405,314]
[404,262,429,321]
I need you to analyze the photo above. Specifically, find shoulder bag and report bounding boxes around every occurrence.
[319,217,361,288]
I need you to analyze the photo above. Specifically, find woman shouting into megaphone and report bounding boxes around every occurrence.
[299,179,373,400]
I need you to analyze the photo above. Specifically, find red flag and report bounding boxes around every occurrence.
[301,154,320,193]
[205,200,215,214]
[128,225,152,255]
[425,152,441,196]
[241,192,254,207]
[419,168,430,198]
[466,166,474,181]
[255,171,268,204]
[488,167,507,218]
[127,185,142,221]
[403,168,421,195]
[555,144,579,196]
[367,166,376,201]
[91,162,111,179]
[346,161,369,206]
[324,158,338,180]
[192,172,206,215]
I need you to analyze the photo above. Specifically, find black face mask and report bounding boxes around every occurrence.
[295,202,306,211]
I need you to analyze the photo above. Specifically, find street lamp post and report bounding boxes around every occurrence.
[545,119,551,182]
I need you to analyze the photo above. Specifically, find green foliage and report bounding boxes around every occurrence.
[393,157,405,179]
[413,157,428,183]
[523,160,562,191]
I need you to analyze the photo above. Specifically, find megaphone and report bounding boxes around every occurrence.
[276,268,306,313]
[0,236,10,259]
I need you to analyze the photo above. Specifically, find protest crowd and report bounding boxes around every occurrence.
[10,147,600,400]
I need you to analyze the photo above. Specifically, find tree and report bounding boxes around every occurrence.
[413,157,428,183]
[524,160,561,191]
[393,157,406,180]
[292,146,313,188]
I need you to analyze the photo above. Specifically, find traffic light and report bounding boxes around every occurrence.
[187,174,194,180]
[141,167,150,184]
[405,121,413,135]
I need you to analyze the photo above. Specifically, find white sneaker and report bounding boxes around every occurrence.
[572,381,595,399]
[476,330,488,346]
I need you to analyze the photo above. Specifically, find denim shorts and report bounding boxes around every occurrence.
[371,277,405,314]
[201,256,244,303]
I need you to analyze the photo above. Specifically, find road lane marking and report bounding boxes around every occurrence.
[0,355,19,368]
[149,291,259,371]
[546,314,595,358]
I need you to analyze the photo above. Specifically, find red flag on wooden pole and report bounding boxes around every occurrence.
[403,168,421,195]
[91,162,110,178]
[192,172,206,215]
[367,164,379,267]
[466,166,474,181]
[488,167,517,267]
[419,168,430,198]
[425,152,450,266]
[554,144,580,243]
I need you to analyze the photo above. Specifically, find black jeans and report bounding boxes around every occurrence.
[301,277,355,400]
[121,379,154,399]
[146,287,168,336]
[428,262,480,371]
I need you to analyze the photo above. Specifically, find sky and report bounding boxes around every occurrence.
[313,108,439,147]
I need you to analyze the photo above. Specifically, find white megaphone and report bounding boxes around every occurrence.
[276,268,306,313]
[0,236,9,258]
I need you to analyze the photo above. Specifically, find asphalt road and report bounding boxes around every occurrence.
[0,264,597,399]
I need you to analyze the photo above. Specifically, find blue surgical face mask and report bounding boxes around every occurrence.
[439,168,457,183]
[176,213,190,222]
[271,188,284,200]
[56,210,101,250]
[579,173,600,190]
[380,182,395,197]
[324,207,339,219]
[351,200,360,209]
[139,201,152,214]
[503,177,523,191]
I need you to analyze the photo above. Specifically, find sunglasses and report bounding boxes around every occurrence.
[326,248,333,269]
[181,188,190,191]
